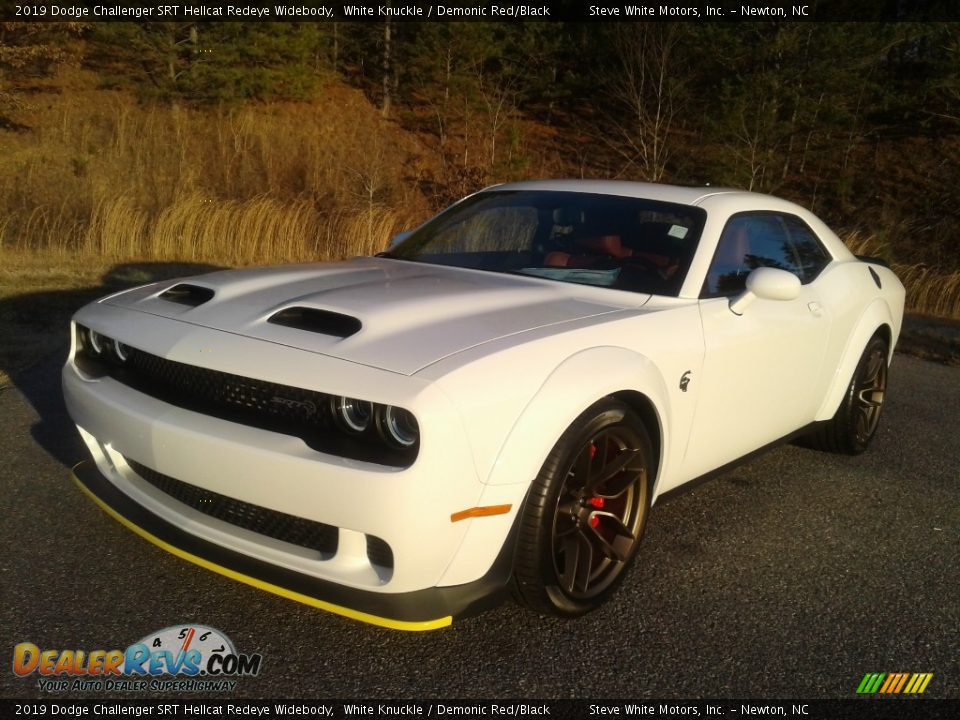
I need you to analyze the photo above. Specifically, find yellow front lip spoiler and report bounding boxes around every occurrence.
[71,461,452,632]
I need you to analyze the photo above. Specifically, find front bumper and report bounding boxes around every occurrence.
[71,459,516,630]
[62,308,528,629]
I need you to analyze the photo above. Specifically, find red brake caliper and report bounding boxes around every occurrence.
[589,493,604,527]
[588,443,603,527]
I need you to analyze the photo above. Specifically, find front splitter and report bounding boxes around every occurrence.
[71,460,464,631]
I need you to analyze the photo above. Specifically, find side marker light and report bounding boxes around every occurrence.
[450,505,513,523]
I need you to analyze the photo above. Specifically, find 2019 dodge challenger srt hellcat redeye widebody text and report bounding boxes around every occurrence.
[64,181,904,630]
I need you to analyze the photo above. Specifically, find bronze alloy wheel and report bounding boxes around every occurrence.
[854,343,888,446]
[512,399,652,615]
[805,333,890,455]
[550,427,647,599]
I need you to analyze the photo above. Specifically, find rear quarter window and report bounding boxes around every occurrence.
[782,215,832,282]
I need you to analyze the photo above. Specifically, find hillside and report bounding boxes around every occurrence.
[0,67,443,264]
[0,22,958,325]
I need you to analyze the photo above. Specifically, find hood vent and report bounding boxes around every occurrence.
[159,283,216,307]
[268,307,362,338]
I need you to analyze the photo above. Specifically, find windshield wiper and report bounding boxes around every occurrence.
[374,251,418,262]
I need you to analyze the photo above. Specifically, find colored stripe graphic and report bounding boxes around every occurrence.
[880,673,907,693]
[857,673,885,694]
[857,672,932,694]
[904,673,934,694]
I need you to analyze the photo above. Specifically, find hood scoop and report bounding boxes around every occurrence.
[159,283,216,308]
[268,307,362,339]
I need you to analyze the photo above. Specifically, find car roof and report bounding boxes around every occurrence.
[487,179,753,206]
[486,179,825,223]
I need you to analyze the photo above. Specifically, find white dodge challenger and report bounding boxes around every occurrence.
[64,181,905,630]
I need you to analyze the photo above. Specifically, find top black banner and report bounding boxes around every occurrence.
[4,0,960,23]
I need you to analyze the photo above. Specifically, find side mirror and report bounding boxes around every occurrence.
[388,230,413,250]
[729,267,801,315]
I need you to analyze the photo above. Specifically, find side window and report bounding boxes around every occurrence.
[703,214,795,297]
[703,213,831,297]
[746,214,798,274]
[782,215,832,282]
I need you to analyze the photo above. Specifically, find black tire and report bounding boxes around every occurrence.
[807,334,889,455]
[512,398,652,616]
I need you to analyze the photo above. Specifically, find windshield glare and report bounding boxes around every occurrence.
[390,190,705,296]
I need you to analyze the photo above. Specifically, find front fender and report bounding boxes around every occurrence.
[486,346,669,487]
[436,346,669,588]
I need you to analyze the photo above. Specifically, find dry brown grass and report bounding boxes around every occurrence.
[894,265,960,320]
[843,231,960,320]
[0,72,430,265]
[77,194,413,265]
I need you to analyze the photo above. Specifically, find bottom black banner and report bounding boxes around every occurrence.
[2,699,959,720]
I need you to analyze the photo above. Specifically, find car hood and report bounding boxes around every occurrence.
[102,257,643,375]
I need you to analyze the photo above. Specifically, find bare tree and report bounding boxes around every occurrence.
[381,16,392,117]
[926,24,960,126]
[731,96,774,191]
[606,24,684,182]
[478,69,517,170]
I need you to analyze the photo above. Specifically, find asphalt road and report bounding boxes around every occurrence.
[1,350,957,700]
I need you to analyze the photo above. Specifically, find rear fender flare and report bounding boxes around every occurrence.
[815,298,894,421]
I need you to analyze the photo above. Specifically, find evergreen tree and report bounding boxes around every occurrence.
[0,22,85,126]
[90,22,335,104]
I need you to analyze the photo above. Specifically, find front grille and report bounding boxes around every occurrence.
[125,350,327,427]
[126,458,339,556]
[366,535,394,569]
[88,346,414,467]
[126,458,395,570]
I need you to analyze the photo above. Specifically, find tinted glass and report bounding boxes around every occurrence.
[782,215,832,282]
[390,190,707,297]
[703,213,831,297]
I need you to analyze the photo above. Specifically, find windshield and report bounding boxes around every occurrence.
[389,190,706,296]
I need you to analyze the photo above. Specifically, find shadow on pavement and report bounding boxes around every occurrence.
[2,262,224,469]
[897,313,960,367]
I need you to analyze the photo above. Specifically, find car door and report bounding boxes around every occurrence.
[681,212,833,479]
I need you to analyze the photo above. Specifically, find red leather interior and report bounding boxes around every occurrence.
[544,251,571,267]
[575,235,632,259]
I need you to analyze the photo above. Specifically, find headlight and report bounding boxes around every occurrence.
[88,329,108,356]
[333,396,373,433]
[76,325,133,366]
[379,405,419,448]
[113,340,131,363]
